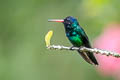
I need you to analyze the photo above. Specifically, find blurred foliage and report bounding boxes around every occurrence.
[0,0,120,80]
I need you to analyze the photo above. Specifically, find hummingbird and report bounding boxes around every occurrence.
[48,16,98,65]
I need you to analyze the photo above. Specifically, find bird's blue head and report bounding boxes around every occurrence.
[63,16,79,29]
[48,16,79,30]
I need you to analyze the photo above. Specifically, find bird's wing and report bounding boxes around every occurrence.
[76,26,91,47]
[76,26,98,65]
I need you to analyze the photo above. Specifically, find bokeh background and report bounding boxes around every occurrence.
[1,0,120,80]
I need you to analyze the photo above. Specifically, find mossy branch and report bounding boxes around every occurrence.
[45,30,120,58]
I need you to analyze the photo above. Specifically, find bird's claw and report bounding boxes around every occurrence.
[70,46,74,50]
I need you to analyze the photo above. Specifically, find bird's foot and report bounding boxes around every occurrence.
[79,46,83,49]
[78,46,84,52]
[70,46,75,50]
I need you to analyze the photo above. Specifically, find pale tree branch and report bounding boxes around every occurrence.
[47,45,120,58]
[45,30,120,58]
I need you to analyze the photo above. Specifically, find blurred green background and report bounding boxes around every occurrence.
[0,0,120,80]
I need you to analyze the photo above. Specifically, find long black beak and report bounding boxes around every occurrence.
[48,19,64,22]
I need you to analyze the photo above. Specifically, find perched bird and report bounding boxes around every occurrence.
[48,16,98,65]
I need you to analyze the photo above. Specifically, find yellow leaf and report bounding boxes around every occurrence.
[45,30,53,47]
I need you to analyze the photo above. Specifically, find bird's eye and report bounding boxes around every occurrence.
[66,21,71,24]
[66,18,70,21]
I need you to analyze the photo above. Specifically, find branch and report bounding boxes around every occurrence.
[47,45,120,58]
[45,30,120,58]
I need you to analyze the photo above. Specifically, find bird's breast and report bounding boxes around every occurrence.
[66,33,83,47]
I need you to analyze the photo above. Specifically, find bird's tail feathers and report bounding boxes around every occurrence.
[77,50,98,65]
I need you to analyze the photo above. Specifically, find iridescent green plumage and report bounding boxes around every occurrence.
[63,16,98,65]
[48,16,98,65]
